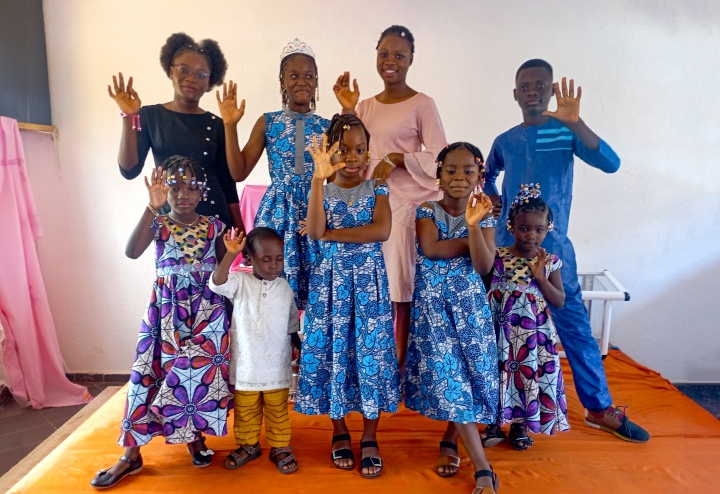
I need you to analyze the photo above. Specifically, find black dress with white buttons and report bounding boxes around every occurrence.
[119,104,239,228]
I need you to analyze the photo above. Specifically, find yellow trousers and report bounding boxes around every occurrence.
[233,388,290,447]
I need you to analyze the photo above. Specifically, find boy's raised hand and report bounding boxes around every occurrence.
[108,72,142,115]
[543,77,581,123]
[216,81,246,125]
[223,228,246,254]
[530,247,548,279]
[308,135,345,181]
[465,192,494,226]
[145,167,168,210]
[333,72,360,111]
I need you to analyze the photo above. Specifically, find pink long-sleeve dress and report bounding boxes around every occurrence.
[356,93,447,302]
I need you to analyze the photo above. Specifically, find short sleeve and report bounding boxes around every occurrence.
[374,181,389,196]
[549,254,563,273]
[208,271,242,300]
[480,215,497,229]
[416,204,434,221]
[211,218,227,240]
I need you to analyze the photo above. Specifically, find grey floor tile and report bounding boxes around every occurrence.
[40,404,85,423]
[0,411,50,435]
[0,441,42,477]
[0,423,55,452]
[0,401,37,422]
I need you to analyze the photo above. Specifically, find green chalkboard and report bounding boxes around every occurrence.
[0,0,52,126]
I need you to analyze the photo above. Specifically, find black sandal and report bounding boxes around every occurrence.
[509,423,533,451]
[472,467,499,494]
[437,440,460,478]
[187,435,214,467]
[90,454,143,489]
[359,440,383,479]
[330,433,354,470]
[481,424,507,448]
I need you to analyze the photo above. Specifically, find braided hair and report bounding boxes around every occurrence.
[376,25,415,54]
[159,32,228,89]
[325,113,371,149]
[507,196,554,232]
[435,142,485,189]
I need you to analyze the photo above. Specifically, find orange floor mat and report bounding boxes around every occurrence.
[8,350,719,493]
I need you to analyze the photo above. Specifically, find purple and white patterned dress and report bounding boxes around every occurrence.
[118,216,232,446]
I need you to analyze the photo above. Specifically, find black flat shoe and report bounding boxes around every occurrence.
[188,435,214,467]
[90,454,143,489]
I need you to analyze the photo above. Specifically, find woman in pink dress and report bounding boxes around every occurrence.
[333,25,447,376]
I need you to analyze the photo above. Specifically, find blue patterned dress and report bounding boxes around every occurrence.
[119,216,232,446]
[255,109,329,310]
[295,180,401,420]
[405,202,499,424]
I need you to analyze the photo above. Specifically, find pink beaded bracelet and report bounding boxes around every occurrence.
[120,112,142,131]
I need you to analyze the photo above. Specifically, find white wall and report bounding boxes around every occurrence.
[30,0,719,381]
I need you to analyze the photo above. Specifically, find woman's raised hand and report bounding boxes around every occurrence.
[145,167,168,210]
[108,72,141,115]
[308,135,344,181]
[216,81,246,125]
[223,228,246,254]
[333,72,360,111]
[465,192,494,226]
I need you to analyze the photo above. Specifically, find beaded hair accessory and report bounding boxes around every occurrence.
[511,182,541,206]
[506,182,554,232]
[280,38,316,60]
[165,166,209,199]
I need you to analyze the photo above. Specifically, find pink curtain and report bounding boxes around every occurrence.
[0,117,89,408]
[230,184,268,272]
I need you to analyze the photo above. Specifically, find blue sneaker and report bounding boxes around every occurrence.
[584,406,650,443]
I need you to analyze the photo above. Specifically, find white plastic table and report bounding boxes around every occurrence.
[558,270,630,359]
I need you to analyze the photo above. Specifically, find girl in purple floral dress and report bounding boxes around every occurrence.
[91,156,232,490]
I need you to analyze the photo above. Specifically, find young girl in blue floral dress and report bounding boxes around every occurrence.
[91,156,232,490]
[217,38,329,308]
[405,142,499,494]
[295,114,400,479]
[482,183,569,452]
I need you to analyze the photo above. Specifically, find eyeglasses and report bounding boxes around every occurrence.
[517,82,547,93]
[172,65,209,80]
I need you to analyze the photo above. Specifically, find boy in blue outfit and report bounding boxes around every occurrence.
[483,59,650,443]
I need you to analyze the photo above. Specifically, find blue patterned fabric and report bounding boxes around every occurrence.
[295,180,401,420]
[404,202,499,424]
[255,110,329,310]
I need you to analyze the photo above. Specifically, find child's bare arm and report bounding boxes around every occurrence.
[321,188,391,243]
[466,193,496,275]
[126,168,167,259]
[216,80,266,182]
[530,249,565,307]
[212,228,245,285]
[416,207,470,260]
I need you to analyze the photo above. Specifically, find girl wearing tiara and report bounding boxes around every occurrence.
[91,156,232,489]
[295,114,400,479]
[482,183,570,451]
[405,142,499,494]
[217,38,329,309]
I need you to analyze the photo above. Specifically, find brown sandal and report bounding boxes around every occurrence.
[269,446,298,474]
[437,441,460,478]
[224,442,261,470]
